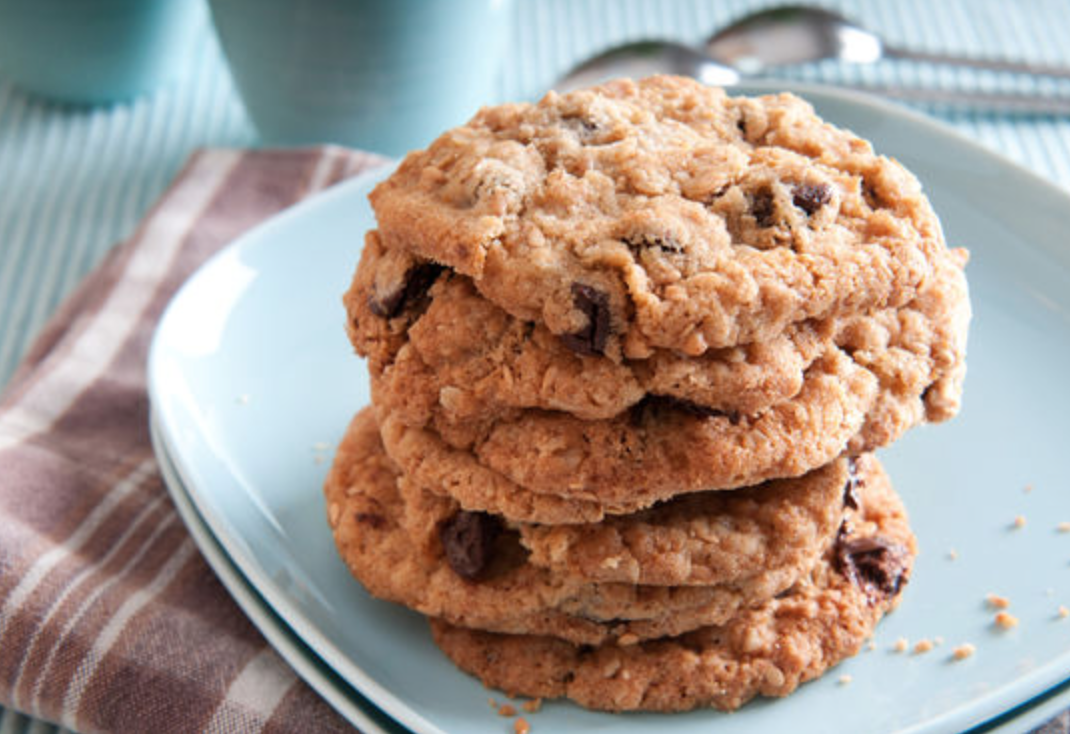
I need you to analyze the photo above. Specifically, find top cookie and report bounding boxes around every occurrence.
[368,75,951,358]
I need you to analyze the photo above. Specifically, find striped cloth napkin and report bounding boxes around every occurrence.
[0,147,385,734]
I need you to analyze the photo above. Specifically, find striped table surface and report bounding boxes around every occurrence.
[3,0,1070,732]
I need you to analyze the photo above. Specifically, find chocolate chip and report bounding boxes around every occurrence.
[624,233,684,253]
[792,183,832,215]
[843,457,863,510]
[736,112,748,136]
[629,394,739,425]
[367,263,444,318]
[355,512,386,529]
[439,510,502,581]
[752,189,776,227]
[562,114,602,139]
[367,289,403,318]
[560,283,610,356]
[834,533,910,601]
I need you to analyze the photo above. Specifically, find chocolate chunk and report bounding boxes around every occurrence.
[792,183,832,215]
[843,457,863,510]
[560,283,610,356]
[624,233,684,253]
[355,512,386,529]
[630,394,739,425]
[735,111,748,137]
[752,189,776,227]
[439,510,502,581]
[367,288,404,319]
[368,263,444,318]
[834,533,910,601]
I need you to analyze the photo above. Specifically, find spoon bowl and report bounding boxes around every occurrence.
[553,40,739,93]
[704,5,882,74]
[552,6,1070,116]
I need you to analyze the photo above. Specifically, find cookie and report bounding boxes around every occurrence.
[518,457,853,586]
[354,235,967,433]
[324,409,867,645]
[379,348,877,509]
[376,413,633,525]
[347,232,827,420]
[429,453,914,712]
[369,247,967,507]
[368,75,955,360]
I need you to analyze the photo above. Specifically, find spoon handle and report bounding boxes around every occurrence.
[845,84,1070,116]
[884,46,1070,80]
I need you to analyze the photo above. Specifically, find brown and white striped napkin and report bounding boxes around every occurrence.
[0,147,386,734]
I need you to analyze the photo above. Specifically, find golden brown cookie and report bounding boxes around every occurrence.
[377,351,875,510]
[347,232,828,420]
[365,245,966,506]
[367,76,957,360]
[517,456,853,586]
[324,409,872,645]
[429,453,914,712]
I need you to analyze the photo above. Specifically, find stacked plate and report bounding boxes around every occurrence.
[148,82,1070,734]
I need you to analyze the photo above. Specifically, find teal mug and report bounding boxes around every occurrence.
[208,0,513,156]
[0,0,204,105]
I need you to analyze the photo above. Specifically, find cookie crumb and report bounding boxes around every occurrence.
[1058,522,1070,533]
[893,637,909,653]
[913,639,934,654]
[1058,606,1069,619]
[1024,484,1034,493]
[1012,515,1027,529]
[952,643,976,661]
[934,636,945,646]
[514,718,531,734]
[866,640,877,651]
[314,454,327,464]
[487,697,497,710]
[521,699,542,714]
[994,612,1019,629]
[986,594,1011,610]
[838,674,852,685]
[947,548,959,560]
[498,703,517,717]
[311,441,330,451]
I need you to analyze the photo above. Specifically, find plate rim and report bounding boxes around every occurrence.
[148,411,405,734]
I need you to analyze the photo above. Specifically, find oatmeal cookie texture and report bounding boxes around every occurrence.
[325,409,874,646]
[367,75,957,359]
[325,75,969,714]
[429,454,914,713]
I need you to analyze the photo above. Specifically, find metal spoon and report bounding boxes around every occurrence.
[704,4,1070,78]
[554,41,739,93]
[554,32,1070,115]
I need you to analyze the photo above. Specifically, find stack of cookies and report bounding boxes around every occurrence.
[324,76,970,713]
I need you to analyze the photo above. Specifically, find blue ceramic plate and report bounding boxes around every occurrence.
[148,413,406,734]
[149,83,1070,734]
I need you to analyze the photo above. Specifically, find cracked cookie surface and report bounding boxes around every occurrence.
[429,453,914,712]
[367,75,958,359]
[324,409,874,645]
[360,242,967,504]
